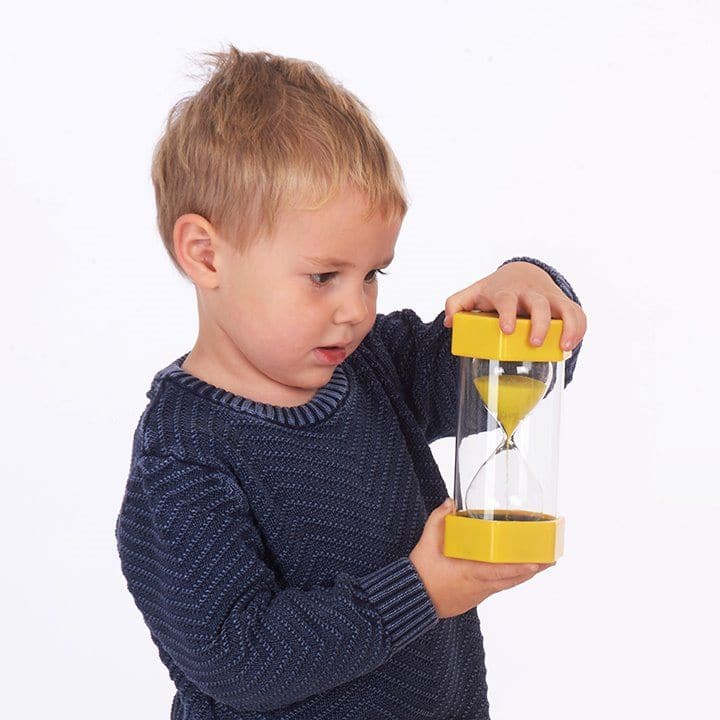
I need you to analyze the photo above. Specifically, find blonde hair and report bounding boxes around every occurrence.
[151,46,409,275]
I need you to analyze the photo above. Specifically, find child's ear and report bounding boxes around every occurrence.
[173,213,220,287]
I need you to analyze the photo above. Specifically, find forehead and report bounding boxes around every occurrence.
[270,187,401,262]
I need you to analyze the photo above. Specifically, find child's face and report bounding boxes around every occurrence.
[198,186,401,405]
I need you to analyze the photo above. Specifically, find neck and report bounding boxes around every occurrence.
[181,343,319,407]
[184,304,317,405]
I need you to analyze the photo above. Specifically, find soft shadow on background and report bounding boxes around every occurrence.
[2,2,717,718]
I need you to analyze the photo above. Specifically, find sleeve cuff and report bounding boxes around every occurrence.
[355,557,440,656]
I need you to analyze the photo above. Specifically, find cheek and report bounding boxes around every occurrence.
[365,291,380,326]
[273,292,325,346]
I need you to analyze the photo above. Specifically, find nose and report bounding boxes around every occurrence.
[333,283,371,326]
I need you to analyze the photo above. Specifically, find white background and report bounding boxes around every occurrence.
[2,1,717,717]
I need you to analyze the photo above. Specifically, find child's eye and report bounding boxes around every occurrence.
[309,272,336,286]
[364,269,388,284]
[309,269,388,287]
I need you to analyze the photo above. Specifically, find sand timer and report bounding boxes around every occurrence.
[444,311,570,563]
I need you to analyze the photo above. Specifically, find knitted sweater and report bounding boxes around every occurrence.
[115,256,582,720]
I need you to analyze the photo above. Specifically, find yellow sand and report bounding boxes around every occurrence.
[473,375,546,437]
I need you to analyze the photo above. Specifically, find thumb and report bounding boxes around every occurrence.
[433,497,456,518]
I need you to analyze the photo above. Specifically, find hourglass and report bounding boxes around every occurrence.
[444,311,570,563]
[468,357,552,520]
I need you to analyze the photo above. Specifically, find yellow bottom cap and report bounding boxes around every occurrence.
[444,510,565,563]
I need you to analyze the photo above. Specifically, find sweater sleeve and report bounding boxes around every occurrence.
[370,257,583,443]
[371,307,459,444]
[115,452,439,713]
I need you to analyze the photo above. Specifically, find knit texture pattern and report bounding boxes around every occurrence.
[116,257,582,719]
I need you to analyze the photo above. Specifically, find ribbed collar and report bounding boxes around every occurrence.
[151,352,351,427]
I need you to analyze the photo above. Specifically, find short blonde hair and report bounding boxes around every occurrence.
[151,46,409,275]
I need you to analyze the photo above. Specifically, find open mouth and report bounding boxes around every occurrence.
[315,346,348,363]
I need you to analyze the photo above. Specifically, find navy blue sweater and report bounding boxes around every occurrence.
[116,256,581,719]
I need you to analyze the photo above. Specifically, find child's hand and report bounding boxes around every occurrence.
[442,261,586,352]
[408,499,555,619]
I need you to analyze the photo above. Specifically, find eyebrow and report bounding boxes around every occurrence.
[303,255,394,268]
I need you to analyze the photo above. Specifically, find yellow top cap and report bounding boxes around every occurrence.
[451,310,571,361]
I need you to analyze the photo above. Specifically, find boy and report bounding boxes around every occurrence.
[116,47,586,720]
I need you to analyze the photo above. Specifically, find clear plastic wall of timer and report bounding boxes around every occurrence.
[443,311,571,564]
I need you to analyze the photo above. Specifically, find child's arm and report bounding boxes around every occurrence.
[370,256,583,443]
[116,453,439,713]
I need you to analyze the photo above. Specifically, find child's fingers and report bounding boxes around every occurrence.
[489,568,540,593]
[549,295,586,351]
[523,292,552,346]
[490,562,556,592]
[492,290,519,334]
[475,562,540,581]
[537,562,556,572]
[482,561,555,585]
